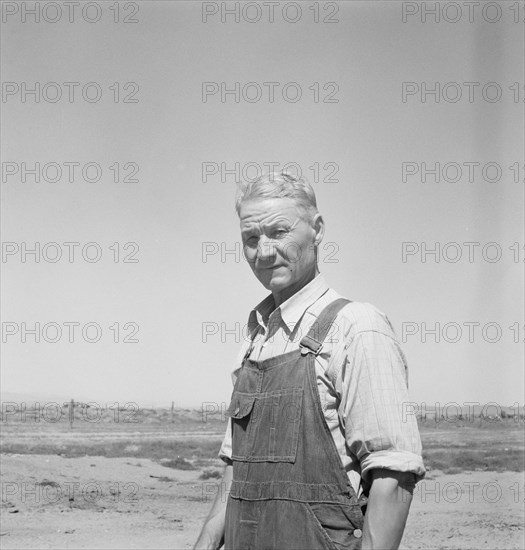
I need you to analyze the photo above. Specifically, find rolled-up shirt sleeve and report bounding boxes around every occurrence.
[218,356,244,464]
[338,323,426,485]
[218,418,233,464]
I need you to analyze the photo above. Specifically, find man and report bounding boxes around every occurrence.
[194,172,425,550]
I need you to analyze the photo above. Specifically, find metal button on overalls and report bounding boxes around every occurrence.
[224,299,365,550]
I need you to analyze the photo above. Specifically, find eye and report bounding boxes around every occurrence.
[244,236,258,247]
[270,228,288,239]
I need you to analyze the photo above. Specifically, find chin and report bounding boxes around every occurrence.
[257,271,290,291]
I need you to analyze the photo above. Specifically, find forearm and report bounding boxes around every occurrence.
[361,469,415,550]
[193,464,233,550]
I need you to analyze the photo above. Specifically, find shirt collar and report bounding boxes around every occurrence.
[248,274,330,334]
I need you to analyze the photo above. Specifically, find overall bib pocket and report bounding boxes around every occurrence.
[227,388,303,462]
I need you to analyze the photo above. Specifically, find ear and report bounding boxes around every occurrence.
[312,213,325,246]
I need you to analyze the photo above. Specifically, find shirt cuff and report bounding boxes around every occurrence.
[218,419,233,464]
[360,450,426,484]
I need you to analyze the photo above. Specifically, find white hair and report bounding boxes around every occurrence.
[235,171,318,221]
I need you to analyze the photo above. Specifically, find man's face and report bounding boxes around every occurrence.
[239,197,324,302]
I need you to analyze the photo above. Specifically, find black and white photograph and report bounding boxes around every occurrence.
[1,1,524,549]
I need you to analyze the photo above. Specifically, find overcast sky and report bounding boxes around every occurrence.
[1,0,523,410]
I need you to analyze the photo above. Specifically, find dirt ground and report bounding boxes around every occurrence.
[0,454,523,550]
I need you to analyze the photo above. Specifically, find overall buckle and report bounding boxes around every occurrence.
[300,342,323,356]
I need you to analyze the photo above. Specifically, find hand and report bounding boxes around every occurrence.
[193,531,223,550]
[193,464,231,550]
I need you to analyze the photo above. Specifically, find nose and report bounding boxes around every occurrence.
[256,235,277,263]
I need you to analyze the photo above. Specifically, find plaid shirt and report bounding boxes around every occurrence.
[219,275,426,495]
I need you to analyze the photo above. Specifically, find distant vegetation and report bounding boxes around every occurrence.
[0,401,229,430]
[1,403,523,474]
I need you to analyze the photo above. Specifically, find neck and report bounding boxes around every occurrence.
[272,266,319,308]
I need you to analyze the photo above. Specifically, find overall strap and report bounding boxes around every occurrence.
[299,298,351,355]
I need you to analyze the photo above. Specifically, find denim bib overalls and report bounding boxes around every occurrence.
[224,298,365,550]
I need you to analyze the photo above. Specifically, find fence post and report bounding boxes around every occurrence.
[69,398,74,428]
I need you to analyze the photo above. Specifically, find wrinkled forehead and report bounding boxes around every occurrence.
[239,197,305,226]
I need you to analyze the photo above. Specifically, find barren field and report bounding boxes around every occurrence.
[1,407,523,549]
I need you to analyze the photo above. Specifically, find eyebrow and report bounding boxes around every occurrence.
[241,219,291,235]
